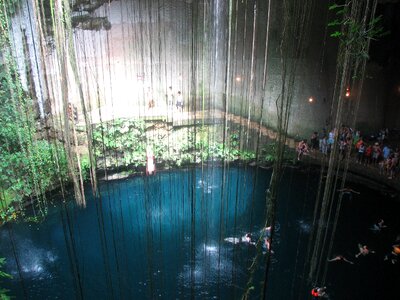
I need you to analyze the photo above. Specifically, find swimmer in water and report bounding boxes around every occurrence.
[355,244,375,258]
[242,233,256,245]
[393,244,400,255]
[370,219,387,232]
[327,255,354,264]
[261,226,272,237]
[384,245,399,265]
[311,286,327,298]
[264,226,272,232]
[378,219,387,229]
[224,233,255,245]
[337,187,360,195]
[263,237,274,254]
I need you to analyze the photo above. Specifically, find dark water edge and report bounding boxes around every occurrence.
[0,166,399,299]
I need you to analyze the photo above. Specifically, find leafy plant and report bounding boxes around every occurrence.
[261,142,295,163]
[0,257,11,300]
[80,155,91,181]
[0,17,70,219]
[328,2,389,61]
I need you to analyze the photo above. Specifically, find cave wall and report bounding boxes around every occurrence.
[356,63,387,133]
[228,0,389,139]
[6,0,391,136]
[224,0,337,138]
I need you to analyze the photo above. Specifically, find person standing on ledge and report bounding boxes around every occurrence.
[176,91,183,112]
[167,86,174,110]
[146,146,156,176]
[147,87,155,109]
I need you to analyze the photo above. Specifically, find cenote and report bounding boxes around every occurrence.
[1,0,400,299]
[1,166,399,299]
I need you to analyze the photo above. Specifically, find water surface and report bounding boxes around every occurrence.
[1,166,399,299]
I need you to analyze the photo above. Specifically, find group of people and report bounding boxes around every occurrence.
[224,226,273,254]
[167,86,184,112]
[313,217,400,298]
[354,138,399,180]
[224,219,398,298]
[300,126,400,180]
[146,86,184,112]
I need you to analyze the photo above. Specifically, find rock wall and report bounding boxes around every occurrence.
[6,0,390,137]
[227,0,389,139]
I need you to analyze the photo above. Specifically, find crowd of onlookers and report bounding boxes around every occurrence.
[296,127,400,180]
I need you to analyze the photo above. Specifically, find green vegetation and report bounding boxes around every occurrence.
[0,3,69,222]
[92,119,265,170]
[260,142,296,164]
[92,119,147,168]
[71,16,111,31]
[0,70,69,222]
[0,258,11,300]
[328,2,388,61]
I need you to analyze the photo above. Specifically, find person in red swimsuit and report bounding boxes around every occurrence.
[311,286,327,298]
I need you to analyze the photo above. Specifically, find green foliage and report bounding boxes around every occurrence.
[261,142,295,163]
[0,257,11,300]
[93,119,147,167]
[0,259,11,280]
[80,155,91,181]
[2,0,21,15]
[93,122,257,170]
[198,131,256,162]
[0,52,68,221]
[328,2,389,61]
[0,140,69,220]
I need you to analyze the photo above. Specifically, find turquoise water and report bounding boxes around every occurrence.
[0,167,273,299]
[1,166,399,299]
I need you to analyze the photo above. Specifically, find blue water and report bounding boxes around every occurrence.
[0,166,399,299]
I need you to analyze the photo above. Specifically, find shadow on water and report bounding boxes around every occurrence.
[0,166,399,299]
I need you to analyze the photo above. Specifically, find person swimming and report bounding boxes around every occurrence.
[355,244,375,258]
[261,226,272,237]
[384,245,399,265]
[224,233,255,245]
[241,233,256,245]
[327,255,354,264]
[263,237,274,254]
[337,187,360,195]
[393,244,400,255]
[370,219,387,232]
[311,286,327,298]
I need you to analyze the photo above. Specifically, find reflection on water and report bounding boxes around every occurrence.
[1,167,267,299]
[297,219,312,234]
[0,231,58,281]
[1,167,397,299]
[196,178,219,194]
[178,241,242,293]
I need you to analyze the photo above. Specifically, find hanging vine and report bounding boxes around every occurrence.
[308,0,386,287]
[0,0,68,221]
[48,0,90,207]
[243,0,314,298]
